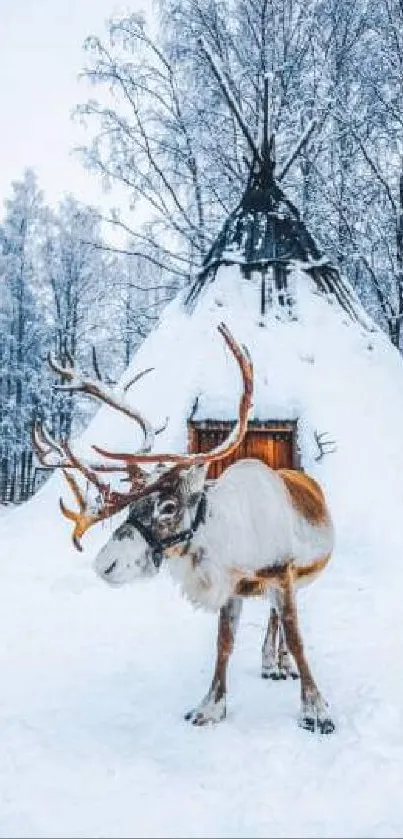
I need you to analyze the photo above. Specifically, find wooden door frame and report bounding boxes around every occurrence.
[187,419,301,470]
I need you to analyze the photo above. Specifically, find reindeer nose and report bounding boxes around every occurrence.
[104,559,118,576]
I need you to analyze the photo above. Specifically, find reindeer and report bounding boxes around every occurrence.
[33,323,335,734]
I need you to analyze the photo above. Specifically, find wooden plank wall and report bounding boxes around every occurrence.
[188,421,296,480]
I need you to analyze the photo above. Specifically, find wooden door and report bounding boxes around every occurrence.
[188,423,295,480]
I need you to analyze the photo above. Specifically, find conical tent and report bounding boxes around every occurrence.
[185,49,371,330]
[6,56,400,561]
[186,129,371,329]
[23,85,403,556]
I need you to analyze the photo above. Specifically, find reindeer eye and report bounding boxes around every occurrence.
[160,500,177,516]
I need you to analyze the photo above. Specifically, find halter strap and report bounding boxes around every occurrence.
[127,492,207,568]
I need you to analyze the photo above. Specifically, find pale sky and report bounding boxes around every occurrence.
[0,0,151,216]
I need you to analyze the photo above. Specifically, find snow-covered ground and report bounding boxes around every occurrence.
[0,503,13,517]
[0,496,402,838]
[1,267,403,837]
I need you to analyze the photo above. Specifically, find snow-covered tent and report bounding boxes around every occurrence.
[10,78,403,563]
[20,106,399,565]
[182,121,375,483]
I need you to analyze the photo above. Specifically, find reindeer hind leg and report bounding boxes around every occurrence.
[276,567,335,734]
[262,607,299,680]
[277,622,299,680]
[262,607,281,679]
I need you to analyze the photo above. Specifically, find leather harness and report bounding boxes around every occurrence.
[126,492,207,568]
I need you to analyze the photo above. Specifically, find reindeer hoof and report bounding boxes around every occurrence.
[262,665,285,680]
[185,711,213,726]
[299,715,335,734]
[184,708,226,726]
[262,665,299,681]
[262,671,285,680]
[279,665,299,680]
[319,718,335,734]
[184,697,226,726]
[299,715,316,732]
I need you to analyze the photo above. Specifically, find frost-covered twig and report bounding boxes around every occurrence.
[198,36,260,163]
[277,119,318,182]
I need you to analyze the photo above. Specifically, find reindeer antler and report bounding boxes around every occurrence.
[314,431,336,462]
[32,420,71,468]
[33,324,253,551]
[48,353,156,453]
[32,355,160,550]
[93,323,253,468]
[32,419,149,551]
[59,464,147,553]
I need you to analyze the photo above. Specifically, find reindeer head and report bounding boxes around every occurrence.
[33,324,253,585]
[94,462,208,585]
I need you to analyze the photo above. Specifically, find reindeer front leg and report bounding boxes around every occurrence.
[185,597,242,726]
[276,567,335,734]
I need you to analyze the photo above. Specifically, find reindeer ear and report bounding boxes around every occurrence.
[179,464,207,499]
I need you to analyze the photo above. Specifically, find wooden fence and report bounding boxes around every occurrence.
[0,451,50,505]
